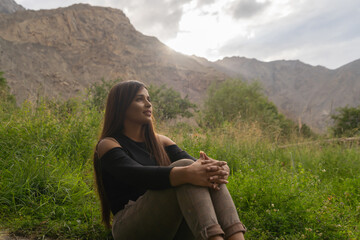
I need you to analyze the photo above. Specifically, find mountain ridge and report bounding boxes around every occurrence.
[0,2,359,132]
[211,56,360,132]
[0,3,227,104]
[0,0,25,14]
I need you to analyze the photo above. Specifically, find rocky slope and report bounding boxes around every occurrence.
[0,0,25,14]
[0,2,359,132]
[203,57,360,132]
[0,4,226,103]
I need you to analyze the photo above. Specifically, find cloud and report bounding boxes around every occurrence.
[196,0,216,7]
[226,0,271,19]
[217,0,360,68]
[109,0,193,40]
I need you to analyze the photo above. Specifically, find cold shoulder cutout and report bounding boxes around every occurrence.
[97,137,122,159]
[157,134,176,147]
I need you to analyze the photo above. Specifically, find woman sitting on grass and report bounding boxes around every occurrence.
[93,80,246,240]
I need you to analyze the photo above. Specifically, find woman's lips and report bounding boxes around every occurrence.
[143,110,152,116]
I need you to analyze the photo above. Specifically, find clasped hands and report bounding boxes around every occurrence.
[192,151,230,190]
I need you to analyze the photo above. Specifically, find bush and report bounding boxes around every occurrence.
[200,79,296,138]
[86,78,120,111]
[147,84,197,121]
[331,105,360,137]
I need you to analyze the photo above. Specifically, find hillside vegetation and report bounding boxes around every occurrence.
[0,76,359,239]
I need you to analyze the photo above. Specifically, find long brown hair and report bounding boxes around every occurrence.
[93,80,170,229]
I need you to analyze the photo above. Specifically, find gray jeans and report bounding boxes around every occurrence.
[112,159,246,240]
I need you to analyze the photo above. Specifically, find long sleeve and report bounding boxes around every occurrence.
[165,144,197,162]
[100,147,173,189]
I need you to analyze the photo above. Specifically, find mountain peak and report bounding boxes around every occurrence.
[0,0,25,14]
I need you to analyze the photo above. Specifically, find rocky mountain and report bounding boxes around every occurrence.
[0,3,226,104]
[0,0,25,14]
[0,2,359,132]
[201,57,360,132]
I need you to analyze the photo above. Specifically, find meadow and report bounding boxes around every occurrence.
[0,84,359,239]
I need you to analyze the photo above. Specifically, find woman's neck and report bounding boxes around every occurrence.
[123,121,145,142]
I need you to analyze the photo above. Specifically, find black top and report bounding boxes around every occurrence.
[99,134,196,215]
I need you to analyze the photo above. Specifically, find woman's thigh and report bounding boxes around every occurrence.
[112,188,183,240]
[112,159,195,240]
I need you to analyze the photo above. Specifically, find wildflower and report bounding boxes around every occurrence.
[271,203,275,208]
[322,169,326,172]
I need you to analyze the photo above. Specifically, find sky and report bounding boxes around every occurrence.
[16,0,360,69]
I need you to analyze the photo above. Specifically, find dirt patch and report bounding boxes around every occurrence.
[0,230,30,240]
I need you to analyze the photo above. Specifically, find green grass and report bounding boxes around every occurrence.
[1,99,359,239]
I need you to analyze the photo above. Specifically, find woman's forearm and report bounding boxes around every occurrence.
[169,166,191,186]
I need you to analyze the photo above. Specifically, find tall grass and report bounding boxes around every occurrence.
[163,122,360,239]
[1,97,359,239]
[0,99,111,239]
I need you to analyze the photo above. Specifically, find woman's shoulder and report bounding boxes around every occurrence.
[97,137,122,158]
[157,134,176,147]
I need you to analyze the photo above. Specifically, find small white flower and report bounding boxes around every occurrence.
[322,169,326,172]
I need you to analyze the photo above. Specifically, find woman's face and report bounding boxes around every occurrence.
[124,87,152,125]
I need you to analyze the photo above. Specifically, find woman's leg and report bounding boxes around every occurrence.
[209,184,246,239]
[112,187,184,240]
[112,159,237,239]
[112,159,195,240]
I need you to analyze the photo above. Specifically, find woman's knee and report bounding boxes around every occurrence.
[170,159,195,167]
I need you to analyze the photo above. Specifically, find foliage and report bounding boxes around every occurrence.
[147,84,197,121]
[331,105,360,137]
[0,96,109,239]
[166,125,360,240]
[0,71,16,111]
[86,79,197,121]
[1,77,359,239]
[200,79,297,138]
[86,78,120,111]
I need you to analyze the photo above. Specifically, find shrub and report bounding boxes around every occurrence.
[200,79,297,138]
[331,105,360,137]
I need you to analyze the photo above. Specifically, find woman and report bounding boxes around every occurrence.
[93,80,246,240]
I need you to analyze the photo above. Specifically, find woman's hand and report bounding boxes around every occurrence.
[188,159,226,188]
[200,151,230,186]
[169,152,229,190]
[200,151,229,190]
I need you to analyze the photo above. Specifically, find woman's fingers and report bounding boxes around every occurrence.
[207,169,228,177]
[209,175,229,184]
[189,159,229,188]
[203,160,227,167]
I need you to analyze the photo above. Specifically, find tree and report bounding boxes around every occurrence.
[200,79,295,135]
[86,78,120,111]
[86,79,197,121]
[331,106,360,137]
[147,84,197,121]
